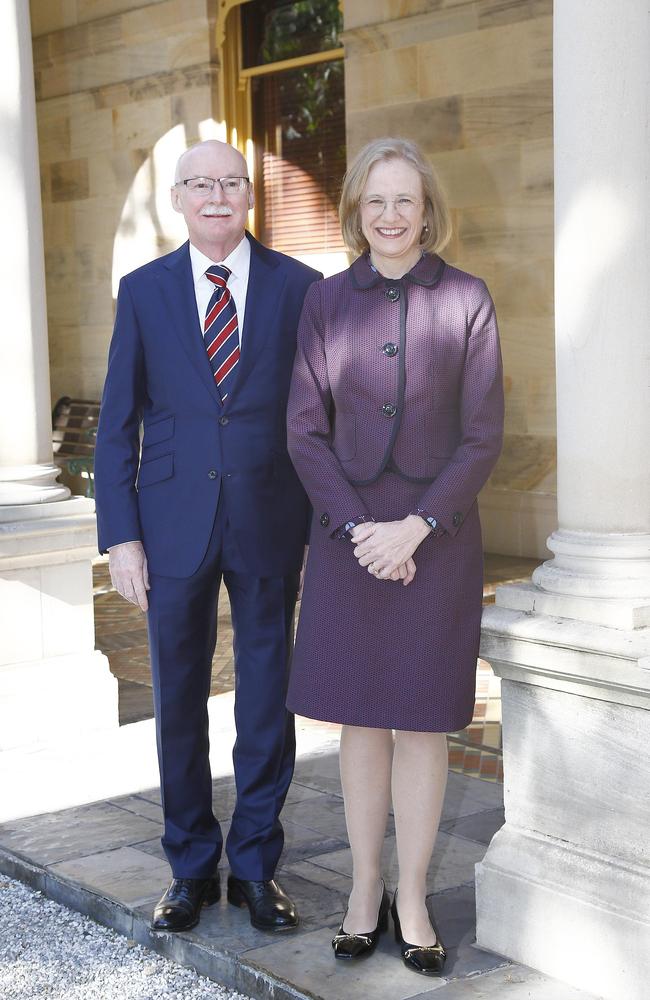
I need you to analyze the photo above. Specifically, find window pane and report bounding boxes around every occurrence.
[252,58,346,257]
[242,0,343,68]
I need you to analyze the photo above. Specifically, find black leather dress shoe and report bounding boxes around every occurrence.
[391,893,447,976]
[332,881,390,959]
[227,876,298,931]
[151,876,221,932]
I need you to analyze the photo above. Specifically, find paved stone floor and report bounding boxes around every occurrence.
[0,732,601,1000]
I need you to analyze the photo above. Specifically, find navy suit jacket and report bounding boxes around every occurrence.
[94,233,321,578]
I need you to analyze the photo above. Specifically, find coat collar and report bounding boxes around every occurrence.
[349,252,446,289]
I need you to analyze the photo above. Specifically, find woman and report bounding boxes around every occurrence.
[286,137,504,975]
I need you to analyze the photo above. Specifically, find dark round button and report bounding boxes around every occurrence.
[385,286,400,302]
[219,416,229,426]
[320,513,330,527]
[382,342,398,357]
[452,511,462,527]
[382,403,397,417]
[208,470,218,480]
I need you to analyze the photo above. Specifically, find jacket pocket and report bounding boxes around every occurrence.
[137,452,174,489]
[142,415,174,448]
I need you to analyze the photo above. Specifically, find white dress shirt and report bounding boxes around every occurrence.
[189,236,251,345]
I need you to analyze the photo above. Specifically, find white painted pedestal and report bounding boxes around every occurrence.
[476,594,650,1000]
[0,498,118,750]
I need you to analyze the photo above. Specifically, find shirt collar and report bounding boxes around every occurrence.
[189,235,250,285]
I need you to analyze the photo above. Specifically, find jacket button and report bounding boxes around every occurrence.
[219,416,229,426]
[382,342,398,357]
[385,286,400,302]
[382,403,397,417]
[320,513,330,527]
[452,512,462,527]
[208,470,218,480]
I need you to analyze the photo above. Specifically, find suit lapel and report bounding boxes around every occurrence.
[224,233,286,404]
[157,243,221,406]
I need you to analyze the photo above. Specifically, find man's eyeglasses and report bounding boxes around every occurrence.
[176,176,250,196]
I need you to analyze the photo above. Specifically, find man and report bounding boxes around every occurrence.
[94,140,320,933]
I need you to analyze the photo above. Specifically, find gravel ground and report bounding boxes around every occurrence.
[0,877,252,1000]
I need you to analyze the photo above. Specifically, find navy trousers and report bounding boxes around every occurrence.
[146,500,299,879]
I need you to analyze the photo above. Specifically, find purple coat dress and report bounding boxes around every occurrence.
[286,253,504,732]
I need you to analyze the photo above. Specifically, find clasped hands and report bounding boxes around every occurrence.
[350,515,432,587]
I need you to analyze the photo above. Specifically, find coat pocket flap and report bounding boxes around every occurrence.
[142,415,175,448]
[137,452,174,488]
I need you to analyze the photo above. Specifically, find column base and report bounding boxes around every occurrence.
[533,529,650,602]
[476,825,650,1000]
[497,579,650,629]
[478,605,650,1000]
[0,463,71,504]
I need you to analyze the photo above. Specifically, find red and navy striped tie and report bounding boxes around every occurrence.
[204,264,240,402]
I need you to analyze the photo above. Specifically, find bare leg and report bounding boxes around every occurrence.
[392,730,448,945]
[339,724,393,932]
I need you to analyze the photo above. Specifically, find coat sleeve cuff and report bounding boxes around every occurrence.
[332,514,376,540]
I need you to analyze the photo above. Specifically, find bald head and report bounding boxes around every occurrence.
[174,140,248,185]
[170,139,254,260]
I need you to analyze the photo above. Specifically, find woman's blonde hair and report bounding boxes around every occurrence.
[339,137,452,257]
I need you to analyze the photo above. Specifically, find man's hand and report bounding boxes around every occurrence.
[353,515,431,580]
[108,540,150,612]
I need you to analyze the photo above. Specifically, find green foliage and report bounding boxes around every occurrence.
[259,0,343,63]
[279,59,343,139]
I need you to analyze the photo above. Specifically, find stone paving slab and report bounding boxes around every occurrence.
[243,925,450,1000]
[439,806,505,846]
[439,771,504,820]
[306,831,487,895]
[0,801,162,866]
[49,845,170,908]
[407,964,603,999]
[107,793,165,824]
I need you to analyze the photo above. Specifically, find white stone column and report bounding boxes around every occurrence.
[475,4,650,998]
[509,0,650,628]
[0,0,69,505]
[0,0,117,750]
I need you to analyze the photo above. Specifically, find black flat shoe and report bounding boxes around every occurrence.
[391,893,447,976]
[151,876,221,932]
[332,881,390,960]
[227,876,298,931]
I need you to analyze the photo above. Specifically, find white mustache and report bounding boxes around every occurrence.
[201,206,233,217]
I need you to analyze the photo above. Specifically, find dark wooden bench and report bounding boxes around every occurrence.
[52,397,100,498]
